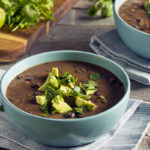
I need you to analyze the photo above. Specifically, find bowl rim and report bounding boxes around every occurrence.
[114,0,150,36]
[0,50,130,122]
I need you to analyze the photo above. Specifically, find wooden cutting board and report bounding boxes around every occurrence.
[0,0,79,63]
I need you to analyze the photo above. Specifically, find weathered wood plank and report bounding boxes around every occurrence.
[0,0,79,62]
[29,25,114,56]
[58,9,115,26]
[43,25,115,41]
[73,0,94,8]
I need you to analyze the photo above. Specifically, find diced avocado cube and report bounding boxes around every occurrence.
[86,89,97,95]
[38,68,59,91]
[75,96,97,110]
[52,95,72,113]
[60,85,71,94]
[68,82,74,89]
[38,74,51,91]
[36,95,48,105]
[38,75,59,91]
[74,86,80,93]
[52,95,64,103]
[52,67,59,77]
[52,101,72,113]
[49,75,59,89]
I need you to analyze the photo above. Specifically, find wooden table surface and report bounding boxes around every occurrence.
[0,0,150,149]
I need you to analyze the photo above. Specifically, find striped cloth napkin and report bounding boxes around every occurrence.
[90,29,150,85]
[0,69,150,150]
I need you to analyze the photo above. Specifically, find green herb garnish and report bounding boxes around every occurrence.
[144,0,150,16]
[45,86,58,101]
[74,106,88,115]
[88,0,113,18]
[36,67,98,117]
[90,73,101,80]
[59,72,78,86]
[0,0,55,32]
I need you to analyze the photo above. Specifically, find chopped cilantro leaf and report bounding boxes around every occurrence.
[74,106,88,115]
[59,72,77,85]
[90,73,101,80]
[74,107,84,115]
[45,86,58,100]
[41,112,48,117]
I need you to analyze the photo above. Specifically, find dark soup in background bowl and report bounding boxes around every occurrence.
[114,0,150,59]
[119,0,150,34]
[0,50,130,147]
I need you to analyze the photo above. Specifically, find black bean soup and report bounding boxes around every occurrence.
[119,0,150,34]
[6,61,125,119]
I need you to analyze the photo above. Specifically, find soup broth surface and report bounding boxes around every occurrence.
[6,61,125,119]
[119,0,150,34]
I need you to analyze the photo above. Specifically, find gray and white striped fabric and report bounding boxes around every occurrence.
[0,70,150,150]
[90,29,150,85]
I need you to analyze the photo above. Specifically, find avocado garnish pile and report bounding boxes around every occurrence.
[36,68,100,118]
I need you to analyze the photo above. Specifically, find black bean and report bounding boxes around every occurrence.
[16,75,23,79]
[141,28,145,31]
[94,91,99,96]
[136,18,141,22]
[31,83,40,89]
[31,84,38,89]
[118,83,123,87]
[110,77,117,83]
[24,77,33,81]
[141,5,145,9]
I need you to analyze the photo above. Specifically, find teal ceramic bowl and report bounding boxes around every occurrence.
[114,0,150,59]
[0,50,130,147]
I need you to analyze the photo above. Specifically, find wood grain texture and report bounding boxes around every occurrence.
[0,0,79,62]
[0,38,25,62]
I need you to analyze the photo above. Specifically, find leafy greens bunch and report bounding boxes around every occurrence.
[0,0,54,31]
[88,0,113,18]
